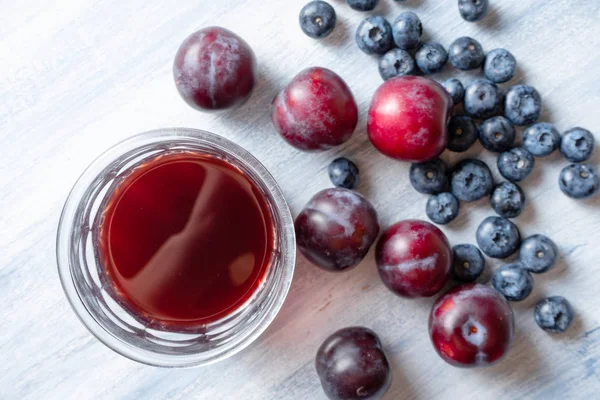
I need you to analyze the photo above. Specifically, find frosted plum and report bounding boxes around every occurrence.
[173,27,256,111]
[376,220,452,297]
[429,283,515,367]
[272,67,358,151]
[368,76,453,162]
[295,188,379,271]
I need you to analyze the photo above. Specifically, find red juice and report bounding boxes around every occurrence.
[98,152,274,328]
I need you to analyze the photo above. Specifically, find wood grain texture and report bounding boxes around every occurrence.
[1,0,599,399]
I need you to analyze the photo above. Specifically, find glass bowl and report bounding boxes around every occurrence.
[56,128,295,367]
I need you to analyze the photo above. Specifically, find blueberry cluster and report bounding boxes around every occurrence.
[386,22,599,222]
[384,14,590,335]
[295,0,588,351]
[489,234,575,335]
[452,226,573,334]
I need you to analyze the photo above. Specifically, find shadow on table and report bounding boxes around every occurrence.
[396,0,426,9]
[477,328,543,383]
[322,13,351,48]
[479,5,503,31]
[385,354,421,400]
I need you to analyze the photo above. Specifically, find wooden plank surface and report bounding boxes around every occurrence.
[1,0,599,398]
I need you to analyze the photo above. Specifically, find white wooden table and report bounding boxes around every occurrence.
[2,0,599,398]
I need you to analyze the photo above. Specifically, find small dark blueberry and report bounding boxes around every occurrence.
[520,234,558,273]
[479,116,516,153]
[409,158,449,194]
[299,1,337,39]
[535,296,574,333]
[476,216,521,259]
[452,244,485,282]
[458,0,489,22]
[447,116,479,152]
[560,127,595,162]
[483,48,516,83]
[448,37,485,70]
[426,192,460,225]
[356,16,394,55]
[492,263,533,301]
[523,123,561,157]
[391,12,423,50]
[379,49,416,80]
[328,157,360,189]
[442,78,464,105]
[347,0,378,11]
[497,147,535,182]
[464,79,502,119]
[490,181,526,219]
[504,85,542,126]
[415,42,448,74]
[559,164,600,199]
[451,159,494,202]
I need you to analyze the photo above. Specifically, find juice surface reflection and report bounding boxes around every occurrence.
[99,152,274,328]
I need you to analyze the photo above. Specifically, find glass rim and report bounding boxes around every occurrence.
[56,127,296,367]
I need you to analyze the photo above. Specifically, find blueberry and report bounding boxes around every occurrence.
[492,263,533,301]
[464,79,501,119]
[409,158,449,194]
[415,42,448,74]
[520,234,558,273]
[378,49,416,80]
[560,127,595,162]
[452,244,485,282]
[497,147,535,182]
[479,116,516,152]
[426,192,460,225]
[559,163,600,199]
[448,37,485,70]
[356,16,394,55]
[328,157,360,189]
[391,12,423,50]
[451,159,494,202]
[504,85,542,126]
[347,0,378,11]
[458,0,489,22]
[447,116,479,152]
[523,123,561,157]
[483,48,516,83]
[299,1,337,39]
[442,78,464,105]
[535,296,574,333]
[476,216,520,258]
[490,181,526,218]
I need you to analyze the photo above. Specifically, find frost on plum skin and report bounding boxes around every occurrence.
[295,188,379,272]
[316,327,391,400]
[429,283,515,367]
[367,76,453,163]
[173,27,256,111]
[376,220,452,298]
[271,67,358,151]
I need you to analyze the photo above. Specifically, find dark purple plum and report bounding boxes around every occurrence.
[376,220,452,297]
[173,27,256,111]
[316,327,391,400]
[272,67,358,151]
[295,188,379,272]
[430,283,515,367]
